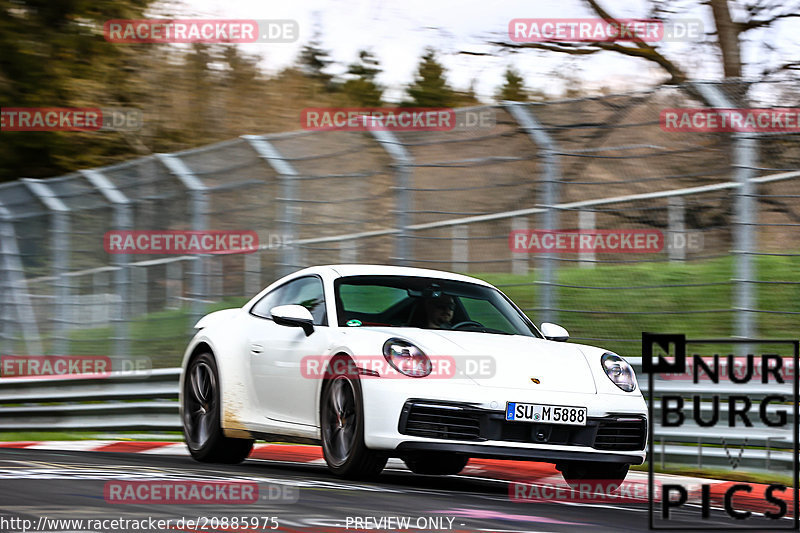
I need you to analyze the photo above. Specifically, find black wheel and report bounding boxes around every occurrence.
[320,359,387,479]
[558,462,629,489]
[183,352,253,464]
[403,453,469,475]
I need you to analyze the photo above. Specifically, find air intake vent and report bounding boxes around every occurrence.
[402,403,482,441]
[593,418,646,451]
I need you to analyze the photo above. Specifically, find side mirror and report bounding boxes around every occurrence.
[541,322,569,342]
[271,304,315,336]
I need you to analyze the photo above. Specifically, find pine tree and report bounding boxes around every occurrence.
[342,50,383,106]
[298,29,333,87]
[497,67,528,102]
[404,48,454,107]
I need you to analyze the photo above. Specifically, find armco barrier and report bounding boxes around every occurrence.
[0,369,180,431]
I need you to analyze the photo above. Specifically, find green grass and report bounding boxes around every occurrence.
[476,255,799,357]
[0,431,183,441]
[66,297,248,368]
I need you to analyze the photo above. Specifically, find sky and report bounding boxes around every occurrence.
[159,0,799,103]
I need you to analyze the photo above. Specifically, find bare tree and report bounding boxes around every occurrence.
[488,0,799,83]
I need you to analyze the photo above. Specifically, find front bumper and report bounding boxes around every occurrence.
[398,401,646,450]
[360,378,648,465]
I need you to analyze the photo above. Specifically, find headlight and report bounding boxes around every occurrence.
[601,352,636,392]
[382,339,431,378]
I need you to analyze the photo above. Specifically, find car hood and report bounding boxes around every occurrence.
[361,328,597,393]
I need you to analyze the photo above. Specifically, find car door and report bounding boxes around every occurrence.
[244,275,330,426]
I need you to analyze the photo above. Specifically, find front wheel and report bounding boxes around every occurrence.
[320,363,387,479]
[403,453,469,475]
[182,352,253,463]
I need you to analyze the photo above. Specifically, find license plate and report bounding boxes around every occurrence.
[505,402,587,426]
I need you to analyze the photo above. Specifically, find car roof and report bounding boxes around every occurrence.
[296,264,494,287]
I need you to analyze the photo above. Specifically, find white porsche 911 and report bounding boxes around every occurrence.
[180,265,647,481]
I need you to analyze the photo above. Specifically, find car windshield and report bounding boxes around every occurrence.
[334,275,540,337]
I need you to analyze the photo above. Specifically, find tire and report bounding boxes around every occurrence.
[183,352,253,464]
[558,461,629,489]
[320,358,387,479]
[403,453,469,476]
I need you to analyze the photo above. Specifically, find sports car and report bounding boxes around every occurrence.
[180,264,647,481]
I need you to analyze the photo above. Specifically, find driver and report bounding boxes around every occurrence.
[424,294,455,329]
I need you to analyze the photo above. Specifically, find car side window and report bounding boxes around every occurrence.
[250,285,286,319]
[282,276,327,325]
[251,276,327,326]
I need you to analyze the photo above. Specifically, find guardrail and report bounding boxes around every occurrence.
[0,363,793,474]
[0,369,180,431]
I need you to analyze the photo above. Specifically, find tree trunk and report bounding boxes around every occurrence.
[709,0,742,79]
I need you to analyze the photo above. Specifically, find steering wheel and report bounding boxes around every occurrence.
[451,320,483,330]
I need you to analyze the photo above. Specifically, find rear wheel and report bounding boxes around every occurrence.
[183,352,253,463]
[558,462,629,489]
[320,359,387,479]
[403,453,469,475]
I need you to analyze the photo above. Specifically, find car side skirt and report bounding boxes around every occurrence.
[248,431,321,446]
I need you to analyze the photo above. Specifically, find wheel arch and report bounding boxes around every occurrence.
[315,352,355,425]
[181,340,245,435]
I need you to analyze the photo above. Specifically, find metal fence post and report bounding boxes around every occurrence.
[504,102,561,323]
[157,154,209,330]
[511,217,528,276]
[0,206,43,355]
[339,240,357,264]
[243,135,301,276]
[451,225,468,272]
[578,210,595,268]
[244,252,261,296]
[130,265,147,317]
[667,197,686,262]
[22,179,71,356]
[369,128,413,266]
[692,82,758,342]
[81,169,131,357]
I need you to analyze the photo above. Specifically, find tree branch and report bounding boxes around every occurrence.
[586,0,689,82]
[738,12,800,31]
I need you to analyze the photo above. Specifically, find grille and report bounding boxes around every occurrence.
[402,404,482,441]
[593,419,647,451]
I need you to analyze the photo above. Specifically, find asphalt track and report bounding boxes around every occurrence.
[0,447,790,533]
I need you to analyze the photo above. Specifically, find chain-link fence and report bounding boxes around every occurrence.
[1,80,798,367]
